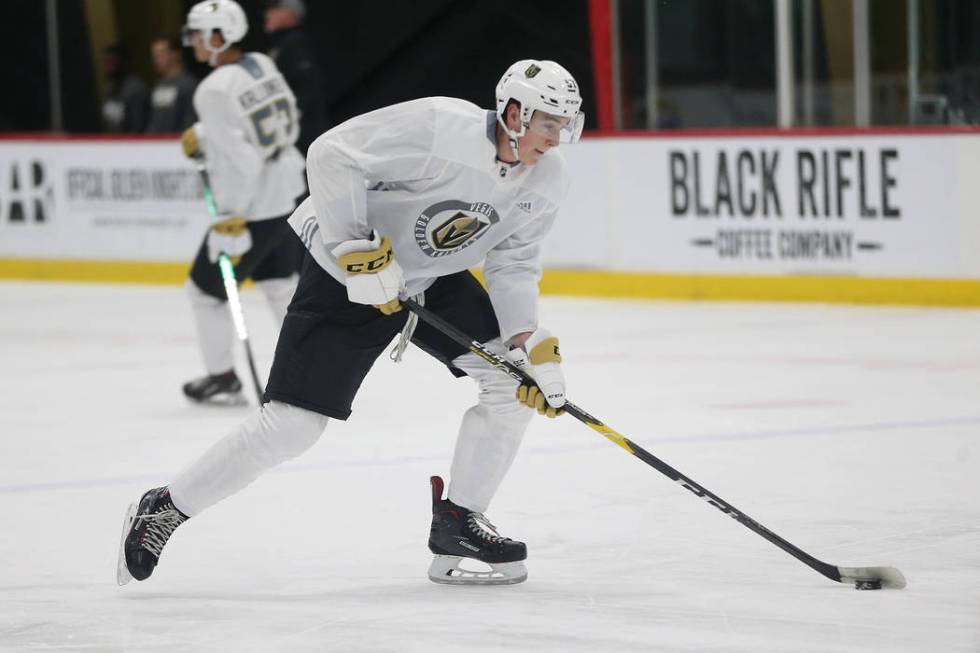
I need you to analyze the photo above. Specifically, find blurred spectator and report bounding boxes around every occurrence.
[102,43,149,133]
[264,0,326,154]
[146,36,198,133]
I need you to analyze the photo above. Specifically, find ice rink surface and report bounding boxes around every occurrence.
[1,280,978,652]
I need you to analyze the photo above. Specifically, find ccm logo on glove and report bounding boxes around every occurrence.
[340,247,394,274]
[331,232,405,315]
[507,329,566,418]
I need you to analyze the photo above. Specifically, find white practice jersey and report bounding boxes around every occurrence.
[192,52,305,220]
[290,97,570,341]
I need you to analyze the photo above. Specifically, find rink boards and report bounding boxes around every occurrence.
[1,129,979,305]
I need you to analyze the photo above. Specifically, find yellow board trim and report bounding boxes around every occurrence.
[0,259,191,285]
[490,268,980,306]
[2,259,979,306]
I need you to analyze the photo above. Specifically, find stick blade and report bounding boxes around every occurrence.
[838,565,907,589]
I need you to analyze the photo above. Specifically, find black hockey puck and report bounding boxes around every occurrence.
[854,580,882,590]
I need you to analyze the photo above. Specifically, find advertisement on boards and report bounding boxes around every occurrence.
[552,132,980,279]
[1,133,979,281]
[0,140,204,261]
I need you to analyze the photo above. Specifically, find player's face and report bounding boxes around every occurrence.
[188,31,226,63]
[517,111,569,165]
[188,32,209,63]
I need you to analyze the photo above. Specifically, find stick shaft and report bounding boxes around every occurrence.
[400,296,843,584]
[196,163,264,405]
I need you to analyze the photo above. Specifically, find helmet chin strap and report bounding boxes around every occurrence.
[507,135,520,161]
[203,32,231,67]
[496,114,527,163]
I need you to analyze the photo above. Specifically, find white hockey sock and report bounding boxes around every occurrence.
[186,278,234,375]
[169,400,328,516]
[446,339,534,513]
[257,275,297,324]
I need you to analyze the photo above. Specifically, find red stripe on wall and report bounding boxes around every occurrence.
[588,0,614,131]
[581,125,980,139]
[0,133,180,141]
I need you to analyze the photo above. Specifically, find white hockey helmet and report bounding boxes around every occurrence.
[495,59,585,145]
[182,0,248,63]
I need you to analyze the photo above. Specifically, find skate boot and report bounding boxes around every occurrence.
[182,369,244,404]
[427,476,527,585]
[117,486,189,585]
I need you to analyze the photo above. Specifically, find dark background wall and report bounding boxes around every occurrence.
[0,0,597,133]
[0,1,99,131]
[298,1,596,126]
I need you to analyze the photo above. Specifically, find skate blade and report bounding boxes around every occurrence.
[185,392,248,407]
[116,503,137,586]
[427,555,527,586]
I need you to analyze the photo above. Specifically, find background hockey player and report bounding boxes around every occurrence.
[118,58,585,586]
[179,0,306,404]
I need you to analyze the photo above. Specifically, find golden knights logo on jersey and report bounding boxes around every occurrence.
[433,212,488,250]
[414,200,500,258]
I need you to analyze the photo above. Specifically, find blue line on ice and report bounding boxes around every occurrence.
[1,415,977,495]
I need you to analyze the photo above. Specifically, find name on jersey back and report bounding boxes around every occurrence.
[238,78,288,111]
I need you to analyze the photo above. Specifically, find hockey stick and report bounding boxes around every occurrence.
[194,161,264,405]
[399,295,907,590]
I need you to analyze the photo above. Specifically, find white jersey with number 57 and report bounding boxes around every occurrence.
[191,52,305,220]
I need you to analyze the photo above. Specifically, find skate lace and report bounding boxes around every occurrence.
[188,376,210,391]
[389,292,424,363]
[190,374,222,392]
[137,506,187,557]
[467,512,505,544]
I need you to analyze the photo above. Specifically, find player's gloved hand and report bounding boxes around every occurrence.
[207,216,252,265]
[331,231,404,315]
[506,328,566,418]
[181,126,202,159]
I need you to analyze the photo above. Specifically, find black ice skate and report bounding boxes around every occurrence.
[116,486,188,585]
[427,476,527,585]
[182,369,244,404]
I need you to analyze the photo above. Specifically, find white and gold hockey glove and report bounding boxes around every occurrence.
[506,328,566,418]
[331,231,405,315]
[207,216,252,265]
[181,125,202,159]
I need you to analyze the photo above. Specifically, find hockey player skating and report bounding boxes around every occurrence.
[118,57,585,585]
[179,0,306,404]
